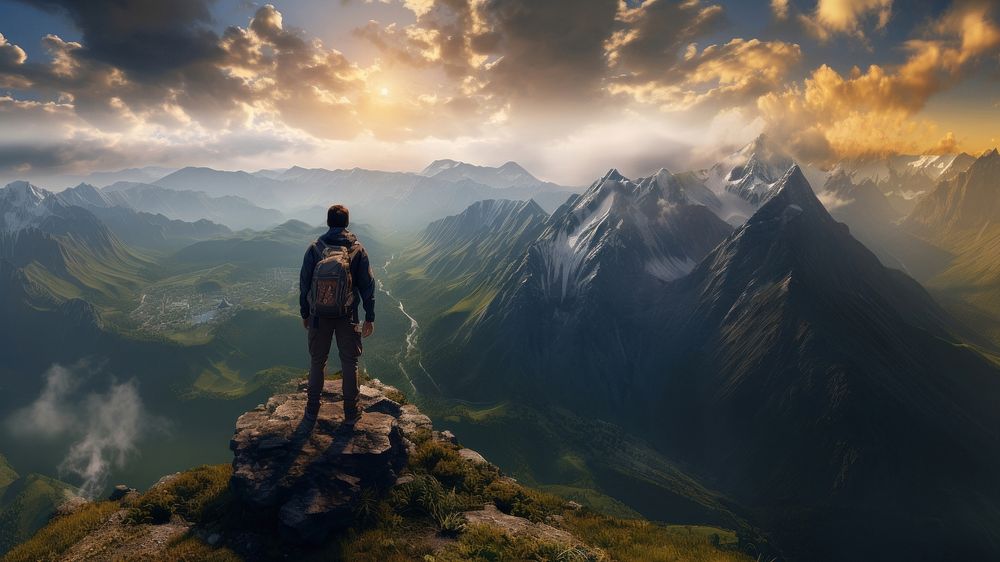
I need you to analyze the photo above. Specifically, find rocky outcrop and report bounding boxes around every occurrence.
[462,504,584,548]
[229,378,432,543]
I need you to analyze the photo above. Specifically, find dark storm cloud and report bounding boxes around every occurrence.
[0,140,120,173]
[13,0,222,78]
[475,0,620,107]
[1,1,250,129]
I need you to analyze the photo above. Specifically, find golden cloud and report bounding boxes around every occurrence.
[609,38,802,111]
[799,0,893,41]
[758,0,1000,161]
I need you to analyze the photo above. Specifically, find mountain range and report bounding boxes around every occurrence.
[385,161,1000,560]
[835,151,977,214]
[901,149,1000,342]
[151,162,578,231]
[4,148,1000,561]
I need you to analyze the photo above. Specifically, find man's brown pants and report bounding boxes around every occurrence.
[307,316,362,412]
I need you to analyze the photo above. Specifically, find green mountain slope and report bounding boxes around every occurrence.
[0,458,78,556]
[0,458,16,491]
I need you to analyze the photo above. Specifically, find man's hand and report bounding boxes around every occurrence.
[362,321,375,338]
[302,317,310,330]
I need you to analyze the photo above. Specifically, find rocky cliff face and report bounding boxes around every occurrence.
[229,378,432,542]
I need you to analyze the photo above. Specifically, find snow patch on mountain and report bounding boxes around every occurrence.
[541,190,616,300]
[645,256,696,282]
[531,168,733,302]
[1,181,59,231]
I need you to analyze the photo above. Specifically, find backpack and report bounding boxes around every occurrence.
[308,232,362,318]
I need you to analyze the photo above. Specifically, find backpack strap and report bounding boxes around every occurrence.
[312,238,328,257]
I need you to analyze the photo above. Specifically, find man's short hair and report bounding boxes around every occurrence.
[327,204,349,228]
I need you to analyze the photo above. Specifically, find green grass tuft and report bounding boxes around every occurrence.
[1,501,119,562]
[126,465,232,525]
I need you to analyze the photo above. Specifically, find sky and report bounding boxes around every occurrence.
[0,0,998,186]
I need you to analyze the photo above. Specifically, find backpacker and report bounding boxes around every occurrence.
[308,232,361,318]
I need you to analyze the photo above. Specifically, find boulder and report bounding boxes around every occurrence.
[462,504,585,548]
[108,484,136,501]
[457,448,489,466]
[230,378,416,543]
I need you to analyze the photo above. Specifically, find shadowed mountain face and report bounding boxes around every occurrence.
[657,167,1000,560]
[410,166,1000,561]
[412,199,549,286]
[423,168,733,398]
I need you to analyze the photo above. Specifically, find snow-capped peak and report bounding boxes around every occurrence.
[420,159,463,177]
[528,168,732,301]
[57,182,114,209]
[1,181,46,207]
[1,180,62,231]
[601,168,626,182]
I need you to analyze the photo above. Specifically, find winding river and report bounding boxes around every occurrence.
[378,255,440,394]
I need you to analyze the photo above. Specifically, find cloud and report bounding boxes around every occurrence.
[6,362,168,499]
[1,0,997,178]
[817,190,854,211]
[929,131,960,153]
[602,1,801,113]
[6,364,78,437]
[609,37,802,111]
[364,0,623,129]
[799,0,893,41]
[0,1,489,174]
[605,0,725,81]
[757,0,1000,162]
[771,0,790,20]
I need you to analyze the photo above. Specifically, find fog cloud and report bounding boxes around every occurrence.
[6,362,168,499]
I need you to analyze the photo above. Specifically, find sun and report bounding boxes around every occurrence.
[379,87,390,97]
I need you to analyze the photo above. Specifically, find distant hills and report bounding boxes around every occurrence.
[419,159,552,189]
[102,182,283,231]
[906,149,1000,235]
[901,149,1000,340]
[146,161,578,230]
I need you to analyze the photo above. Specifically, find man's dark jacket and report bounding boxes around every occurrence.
[299,227,376,324]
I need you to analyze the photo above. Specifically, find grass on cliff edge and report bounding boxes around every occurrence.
[3,433,755,562]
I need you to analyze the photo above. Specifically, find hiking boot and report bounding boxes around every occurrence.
[303,401,320,423]
[343,402,360,423]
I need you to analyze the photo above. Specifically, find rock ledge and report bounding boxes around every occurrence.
[229,378,432,542]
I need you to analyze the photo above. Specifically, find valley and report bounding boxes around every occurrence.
[126,267,298,339]
[3,148,1000,561]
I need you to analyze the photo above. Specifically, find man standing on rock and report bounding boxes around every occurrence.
[299,204,376,423]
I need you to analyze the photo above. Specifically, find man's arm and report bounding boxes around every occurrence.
[355,246,376,323]
[299,245,317,320]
